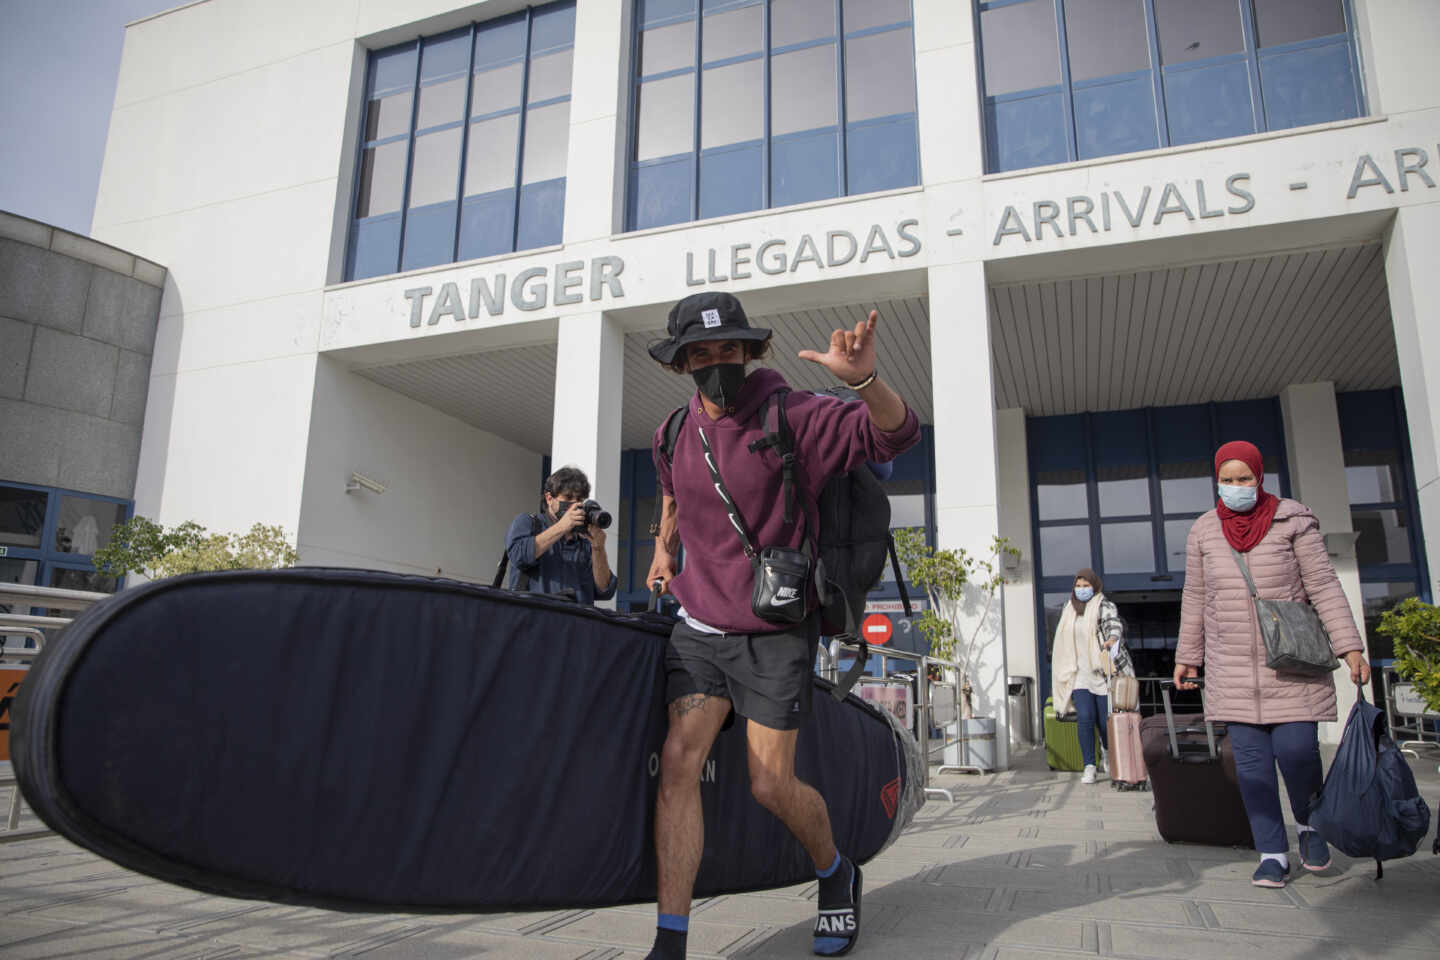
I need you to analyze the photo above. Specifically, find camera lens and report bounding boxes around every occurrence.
[583,499,612,529]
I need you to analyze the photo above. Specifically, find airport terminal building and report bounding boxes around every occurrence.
[32,0,1440,760]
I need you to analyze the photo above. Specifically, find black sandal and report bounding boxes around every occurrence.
[812,860,862,956]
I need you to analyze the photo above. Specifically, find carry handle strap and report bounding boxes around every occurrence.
[650,406,688,535]
[1160,678,1216,762]
[821,575,868,700]
[747,391,797,525]
[887,534,913,619]
[1228,545,1261,599]
[697,425,760,564]
[494,516,542,591]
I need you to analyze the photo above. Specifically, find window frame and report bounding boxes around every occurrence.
[974,0,1367,173]
[625,0,921,231]
[344,1,576,281]
[1,480,132,650]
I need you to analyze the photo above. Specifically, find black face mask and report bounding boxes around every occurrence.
[691,363,747,409]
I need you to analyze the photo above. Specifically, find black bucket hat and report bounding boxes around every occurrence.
[647,292,772,366]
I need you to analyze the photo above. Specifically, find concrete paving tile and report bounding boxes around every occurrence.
[1285,873,1440,915]
[0,916,81,949]
[693,893,815,926]
[1007,888,1196,924]
[741,926,986,960]
[1108,921,1357,960]
[544,908,757,955]
[1206,902,1439,949]
[0,924,255,959]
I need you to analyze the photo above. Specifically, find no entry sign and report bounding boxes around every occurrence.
[861,613,893,645]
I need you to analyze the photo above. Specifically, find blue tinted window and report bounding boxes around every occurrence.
[627,0,919,230]
[346,1,575,280]
[978,0,1365,173]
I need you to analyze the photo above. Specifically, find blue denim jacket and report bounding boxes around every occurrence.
[504,513,617,606]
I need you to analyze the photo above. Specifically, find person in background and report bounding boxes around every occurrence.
[503,466,616,606]
[1050,567,1128,783]
[1175,440,1369,888]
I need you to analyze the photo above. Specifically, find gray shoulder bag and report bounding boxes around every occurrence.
[1229,546,1339,676]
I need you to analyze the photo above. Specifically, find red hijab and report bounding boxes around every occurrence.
[1214,440,1280,552]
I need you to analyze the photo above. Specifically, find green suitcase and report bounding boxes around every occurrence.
[1044,697,1085,772]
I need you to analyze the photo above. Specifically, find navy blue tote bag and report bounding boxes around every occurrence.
[1308,683,1431,878]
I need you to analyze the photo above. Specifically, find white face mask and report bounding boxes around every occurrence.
[1218,484,1258,512]
[1074,586,1094,603]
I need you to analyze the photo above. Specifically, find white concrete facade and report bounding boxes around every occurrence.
[91,0,1440,756]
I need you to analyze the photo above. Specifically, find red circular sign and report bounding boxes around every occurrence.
[861,613,893,645]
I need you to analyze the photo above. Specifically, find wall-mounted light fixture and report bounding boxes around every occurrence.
[346,472,387,495]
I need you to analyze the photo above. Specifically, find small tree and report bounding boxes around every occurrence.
[892,528,1019,718]
[1377,596,1440,714]
[95,517,298,581]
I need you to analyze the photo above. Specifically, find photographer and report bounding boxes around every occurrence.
[503,466,616,606]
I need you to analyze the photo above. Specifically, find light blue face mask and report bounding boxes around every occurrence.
[1218,483,1259,512]
[1074,585,1094,603]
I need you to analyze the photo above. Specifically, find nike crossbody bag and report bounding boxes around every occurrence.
[696,424,812,627]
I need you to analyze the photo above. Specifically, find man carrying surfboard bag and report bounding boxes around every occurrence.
[644,291,920,958]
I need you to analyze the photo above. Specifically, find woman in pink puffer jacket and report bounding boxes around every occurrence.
[1173,440,1369,890]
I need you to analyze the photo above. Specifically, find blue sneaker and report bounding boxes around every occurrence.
[1251,858,1290,888]
[1298,830,1331,871]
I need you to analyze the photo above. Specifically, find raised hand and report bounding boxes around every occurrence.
[798,309,878,385]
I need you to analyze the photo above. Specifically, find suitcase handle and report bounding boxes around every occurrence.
[1159,679,1218,763]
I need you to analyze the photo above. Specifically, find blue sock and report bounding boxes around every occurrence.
[816,851,842,879]
[657,913,689,932]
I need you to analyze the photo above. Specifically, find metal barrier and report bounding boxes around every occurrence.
[819,641,966,803]
[1382,666,1440,760]
[0,582,110,843]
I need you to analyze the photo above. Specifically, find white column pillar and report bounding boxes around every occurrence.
[1384,205,1440,595]
[911,0,984,184]
[1279,382,1365,744]
[929,260,1009,769]
[996,407,1037,751]
[551,312,625,602]
[562,0,628,243]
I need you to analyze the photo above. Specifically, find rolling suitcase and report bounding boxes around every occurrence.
[1107,709,1148,791]
[1044,697,1084,772]
[1140,680,1253,847]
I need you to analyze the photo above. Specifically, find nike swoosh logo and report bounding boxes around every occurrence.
[773,596,800,606]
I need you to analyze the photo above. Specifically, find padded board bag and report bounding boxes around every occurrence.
[1140,681,1253,847]
[1307,683,1431,878]
[11,568,923,913]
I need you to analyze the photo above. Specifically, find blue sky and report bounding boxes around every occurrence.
[0,0,169,235]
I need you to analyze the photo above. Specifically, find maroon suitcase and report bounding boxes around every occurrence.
[1140,681,1254,847]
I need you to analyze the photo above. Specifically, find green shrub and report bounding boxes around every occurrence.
[95,517,297,581]
[1376,596,1440,714]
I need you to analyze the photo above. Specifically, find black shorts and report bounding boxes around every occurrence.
[664,616,818,731]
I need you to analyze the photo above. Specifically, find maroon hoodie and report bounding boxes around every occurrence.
[653,368,920,633]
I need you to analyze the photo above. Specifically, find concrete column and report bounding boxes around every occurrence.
[911,0,984,184]
[928,260,1009,768]
[562,0,628,243]
[1279,382,1365,744]
[1353,0,1440,118]
[996,407,1038,750]
[551,312,625,599]
[1384,204,1440,601]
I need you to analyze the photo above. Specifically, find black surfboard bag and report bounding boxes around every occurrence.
[11,567,922,913]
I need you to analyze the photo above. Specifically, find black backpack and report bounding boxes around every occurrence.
[651,387,912,697]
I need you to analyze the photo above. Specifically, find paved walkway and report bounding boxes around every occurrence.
[3,746,1439,959]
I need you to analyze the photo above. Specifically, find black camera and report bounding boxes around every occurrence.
[581,499,612,529]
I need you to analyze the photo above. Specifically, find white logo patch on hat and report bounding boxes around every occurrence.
[701,308,722,328]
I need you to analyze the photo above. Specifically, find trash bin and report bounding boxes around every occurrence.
[1007,676,1033,750]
